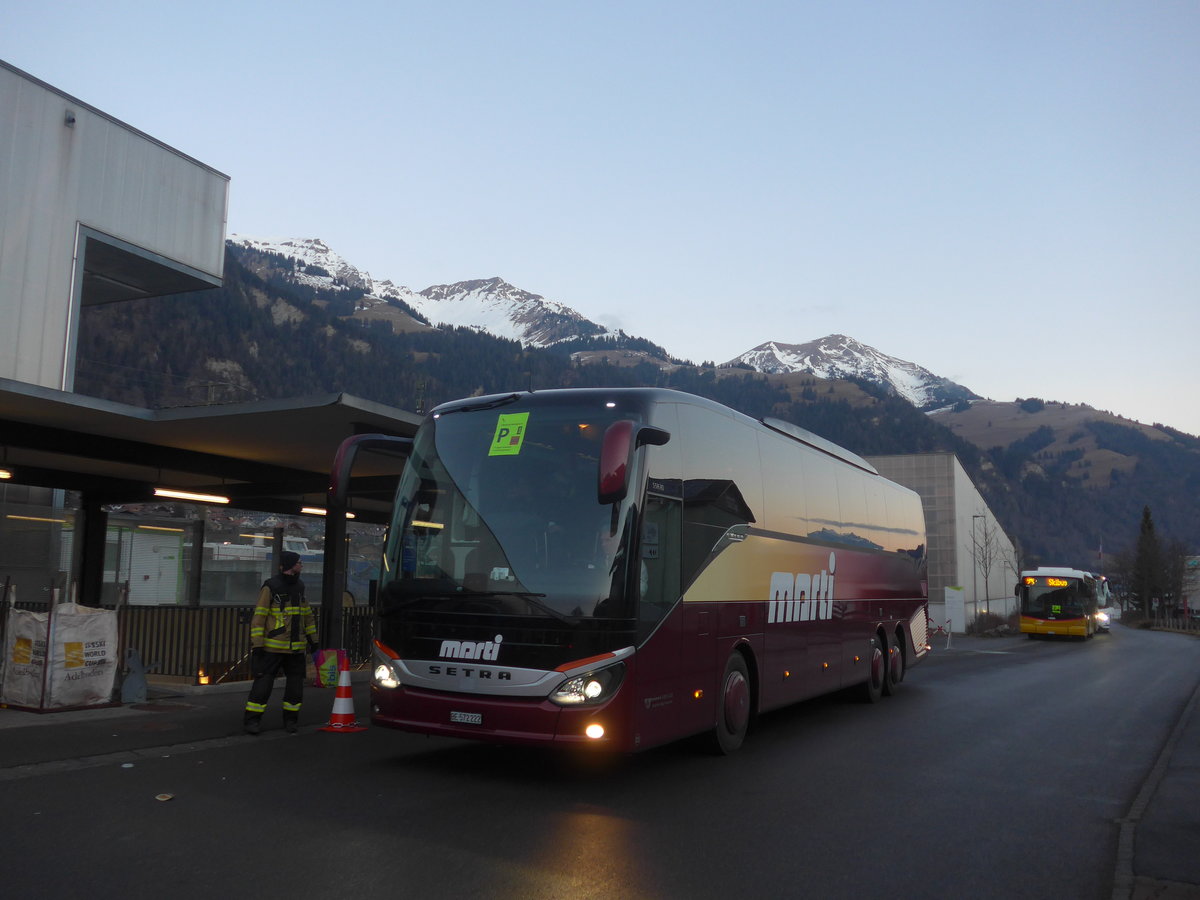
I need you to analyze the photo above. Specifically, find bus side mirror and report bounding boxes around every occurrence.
[329,433,414,506]
[598,422,670,504]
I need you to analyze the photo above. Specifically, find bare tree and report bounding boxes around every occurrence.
[970,516,1005,603]
[1000,538,1028,591]
[1107,547,1135,615]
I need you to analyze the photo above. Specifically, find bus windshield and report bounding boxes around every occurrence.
[1022,577,1087,618]
[380,399,643,629]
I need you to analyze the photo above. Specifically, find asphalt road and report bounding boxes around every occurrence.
[1,624,1197,899]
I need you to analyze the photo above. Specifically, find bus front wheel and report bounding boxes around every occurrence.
[712,653,751,755]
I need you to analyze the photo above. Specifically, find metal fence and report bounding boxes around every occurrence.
[0,601,376,685]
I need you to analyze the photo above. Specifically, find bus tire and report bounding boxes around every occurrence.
[711,652,751,755]
[882,630,905,696]
[860,635,884,704]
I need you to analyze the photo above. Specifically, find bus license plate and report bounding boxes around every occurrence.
[450,711,482,725]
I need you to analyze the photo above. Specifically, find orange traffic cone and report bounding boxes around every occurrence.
[319,653,367,733]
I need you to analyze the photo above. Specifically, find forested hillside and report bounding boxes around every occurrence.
[74,248,1199,567]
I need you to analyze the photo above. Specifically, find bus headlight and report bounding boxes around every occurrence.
[550,662,625,706]
[374,663,400,689]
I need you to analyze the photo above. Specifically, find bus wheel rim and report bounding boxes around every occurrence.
[871,646,884,689]
[724,670,749,733]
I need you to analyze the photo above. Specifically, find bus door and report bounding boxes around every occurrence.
[630,492,689,748]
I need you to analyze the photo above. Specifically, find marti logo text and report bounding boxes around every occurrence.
[439,635,504,661]
[768,552,836,624]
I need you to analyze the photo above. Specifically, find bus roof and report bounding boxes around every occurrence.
[429,388,880,474]
[1022,567,1094,580]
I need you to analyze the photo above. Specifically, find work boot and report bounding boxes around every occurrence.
[284,717,298,734]
[243,714,262,736]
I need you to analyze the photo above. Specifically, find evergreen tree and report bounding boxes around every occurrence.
[1132,505,1161,613]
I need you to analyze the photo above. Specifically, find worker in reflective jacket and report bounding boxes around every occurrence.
[243,551,318,734]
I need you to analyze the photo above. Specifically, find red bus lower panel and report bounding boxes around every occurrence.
[371,683,632,750]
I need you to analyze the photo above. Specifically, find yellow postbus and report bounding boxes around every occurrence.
[1017,567,1098,639]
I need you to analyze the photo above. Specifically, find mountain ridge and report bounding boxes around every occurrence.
[229,236,978,415]
[228,235,1196,444]
[724,334,979,410]
[73,243,1200,569]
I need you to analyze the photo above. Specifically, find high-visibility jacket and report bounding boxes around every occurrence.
[250,574,317,653]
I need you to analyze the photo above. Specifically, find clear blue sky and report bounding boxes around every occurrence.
[5,1,1198,434]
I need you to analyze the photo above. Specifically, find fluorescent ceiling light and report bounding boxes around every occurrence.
[154,488,230,504]
[301,506,355,519]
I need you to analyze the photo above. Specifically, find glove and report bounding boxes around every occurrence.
[250,647,265,677]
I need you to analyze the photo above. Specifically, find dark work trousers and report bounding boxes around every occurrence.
[244,650,306,722]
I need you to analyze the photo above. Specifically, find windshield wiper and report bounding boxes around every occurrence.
[460,589,579,624]
[438,393,522,416]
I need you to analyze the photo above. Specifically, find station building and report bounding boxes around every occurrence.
[1,60,418,684]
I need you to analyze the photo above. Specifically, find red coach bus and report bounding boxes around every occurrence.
[335,388,929,753]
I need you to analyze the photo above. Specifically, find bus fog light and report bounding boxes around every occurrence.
[585,723,605,740]
[374,664,400,689]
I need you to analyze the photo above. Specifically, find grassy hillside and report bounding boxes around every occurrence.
[929,399,1176,489]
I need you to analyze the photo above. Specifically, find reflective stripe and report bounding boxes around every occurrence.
[262,639,308,652]
[282,701,302,712]
[245,701,267,713]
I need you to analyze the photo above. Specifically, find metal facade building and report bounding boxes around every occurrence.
[868,452,1017,632]
[0,59,228,390]
[1,61,418,658]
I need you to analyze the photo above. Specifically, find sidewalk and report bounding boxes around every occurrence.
[0,670,371,776]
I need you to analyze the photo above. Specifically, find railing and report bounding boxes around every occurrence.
[0,601,377,684]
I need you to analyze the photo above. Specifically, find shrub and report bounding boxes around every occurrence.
[969,611,1009,634]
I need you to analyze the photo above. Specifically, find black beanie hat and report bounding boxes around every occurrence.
[280,551,301,571]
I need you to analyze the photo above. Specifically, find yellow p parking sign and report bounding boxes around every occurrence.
[489,412,530,456]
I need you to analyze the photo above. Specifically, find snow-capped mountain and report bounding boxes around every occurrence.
[726,335,978,410]
[415,278,607,346]
[229,237,978,410]
[229,236,611,348]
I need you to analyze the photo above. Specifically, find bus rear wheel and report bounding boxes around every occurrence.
[883,631,905,696]
[712,653,751,755]
[861,635,884,703]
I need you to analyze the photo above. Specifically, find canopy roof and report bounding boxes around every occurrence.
[0,378,421,521]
